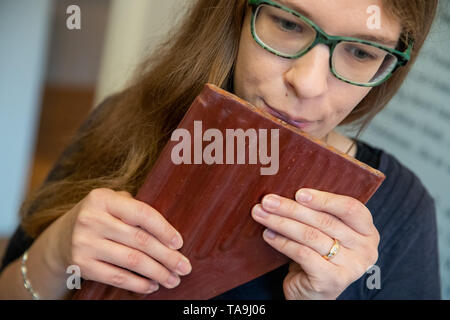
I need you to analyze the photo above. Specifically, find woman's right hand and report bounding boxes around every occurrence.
[47,188,192,295]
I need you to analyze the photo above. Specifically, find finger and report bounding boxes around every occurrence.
[82,258,160,294]
[267,232,369,298]
[255,195,377,274]
[93,189,183,250]
[261,228,340,276]
[99,213,192,276]
[260,194,362,249]
[94,238,181,289]
[295,188,375,236]
[252,204,336,257]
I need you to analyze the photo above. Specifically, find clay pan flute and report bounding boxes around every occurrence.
[73,83,385,300]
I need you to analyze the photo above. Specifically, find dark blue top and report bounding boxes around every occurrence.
[0,98,441,299]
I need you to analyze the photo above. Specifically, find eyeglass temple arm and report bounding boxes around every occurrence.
[398,40,414,66]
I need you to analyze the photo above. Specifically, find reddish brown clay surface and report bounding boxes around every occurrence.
[73,84,385,300]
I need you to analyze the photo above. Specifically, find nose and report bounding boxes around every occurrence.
[284,44,331,99]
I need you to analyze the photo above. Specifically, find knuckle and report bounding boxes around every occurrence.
[317,214,335,231]
[303,226,319,242]
[87,188,109,202]
[343,199,359,218]
[75,209,93,228]
[134,229,152,248]
[126,251,142,269]
[117,190,132,197]
[82,188,112,210]
[76,208,104,230]
[109,271,127,287]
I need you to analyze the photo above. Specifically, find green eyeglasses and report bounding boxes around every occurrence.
[248,0,413,87]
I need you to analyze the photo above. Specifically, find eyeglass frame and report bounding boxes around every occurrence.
[248,0,413,87]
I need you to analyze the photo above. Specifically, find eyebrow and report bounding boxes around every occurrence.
[278,0,314,20]
[346,34,399,47]
[278,0,399,48]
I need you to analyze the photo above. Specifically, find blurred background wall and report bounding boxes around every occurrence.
[0,0,53,244]
[0,0,449,298]
[0,0,181,270]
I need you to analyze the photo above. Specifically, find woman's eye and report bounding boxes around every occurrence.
[272,16,302,32]
[346,46,376,61]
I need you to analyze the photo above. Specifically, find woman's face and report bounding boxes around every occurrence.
[233,0,402,141]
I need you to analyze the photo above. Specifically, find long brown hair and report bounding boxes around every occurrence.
[21,0,439,238]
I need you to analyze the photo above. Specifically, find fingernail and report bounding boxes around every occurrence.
[253,205,269,218]
[176,257,192,275]
[296,190,312,203]
[166,273,180,288]
[262,195,280,210]
[264,229,276,239]
[170,233,183,250]
[146,281,159,293]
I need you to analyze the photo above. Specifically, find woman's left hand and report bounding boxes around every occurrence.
[251,188,380,300]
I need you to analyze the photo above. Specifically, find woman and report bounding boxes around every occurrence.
[0,0,441,299]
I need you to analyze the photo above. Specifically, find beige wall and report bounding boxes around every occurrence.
[94,0,190,106]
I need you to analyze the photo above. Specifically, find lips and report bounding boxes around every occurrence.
[262,99,316,130]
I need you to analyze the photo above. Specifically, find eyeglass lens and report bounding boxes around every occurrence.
[254,5,398,85]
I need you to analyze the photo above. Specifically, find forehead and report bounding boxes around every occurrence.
[276,0,402,46]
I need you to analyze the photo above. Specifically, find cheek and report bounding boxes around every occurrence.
[233,15,283,99]
[234,43,266,94]
[331,84,371,120]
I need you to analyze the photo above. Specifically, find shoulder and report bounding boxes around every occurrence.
[339,140,440,299]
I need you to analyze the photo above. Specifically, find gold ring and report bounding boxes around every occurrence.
[322,239,340,260]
